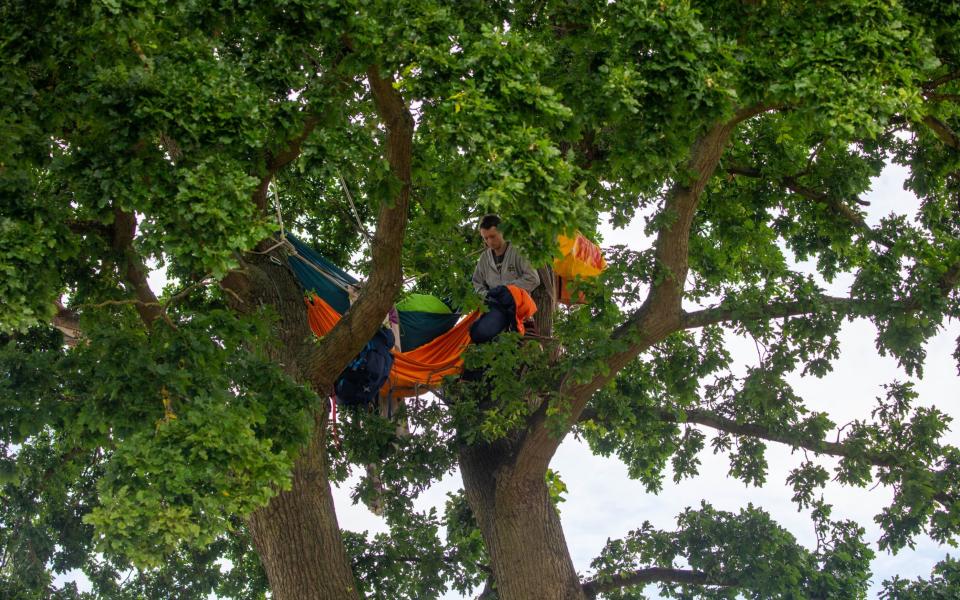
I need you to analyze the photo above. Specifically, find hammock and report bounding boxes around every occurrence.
[306,287,535,398]
[306,295,477,397]
[286,234,459,351]
[288,234,537,398]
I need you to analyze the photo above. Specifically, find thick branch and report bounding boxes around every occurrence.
[253,113,322,212]
[923,115,960,151]
[304,65,413,391]
[582,567,733,598]
[514,104,778,479]
[111,209,164,327]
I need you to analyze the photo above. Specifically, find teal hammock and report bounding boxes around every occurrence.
[285,234,460,351]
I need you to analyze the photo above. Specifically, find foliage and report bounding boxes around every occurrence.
[1,0,959,598]
[589,502,873,599]
[882,556,960,599]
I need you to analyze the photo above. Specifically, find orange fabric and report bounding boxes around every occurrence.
[557,276,587,306]
[306,295,479,398]
[507,286,537,335]
[305,286,538,398]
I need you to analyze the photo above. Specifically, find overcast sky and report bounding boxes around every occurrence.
[334,162,960,599]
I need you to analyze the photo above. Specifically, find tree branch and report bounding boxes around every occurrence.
[476,577,496,600]
[661,406,851,457]
[578,404,956,509]
[111,209,166,328]
[52,301,81,347]
[304,65,413,391]
[582,567,734,598]
[681,295,867,330]
[726,165,874,233]
[922,71,960,91]
[922,115,960,151]
[253,113,322,213]
[681,253,960,331]
[514,103,779,479]
[925,92,960,103]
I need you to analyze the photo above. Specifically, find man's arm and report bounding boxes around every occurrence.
[472,255,489,297]
[507,250,540,292]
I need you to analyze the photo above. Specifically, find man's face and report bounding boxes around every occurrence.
[480,226,505,252]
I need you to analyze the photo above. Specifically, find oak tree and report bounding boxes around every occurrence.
[2,1,960,599]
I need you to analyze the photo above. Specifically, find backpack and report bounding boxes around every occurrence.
[335,328,395,407]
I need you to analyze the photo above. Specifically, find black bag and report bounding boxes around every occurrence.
[335,328,395,407]
[469,286,517,344]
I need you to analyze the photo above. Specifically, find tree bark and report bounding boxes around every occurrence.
[226,255,363,600]
[460,443,586,600]
[248,416,360,600]
[225,64,414,600]
[532,265,556,339]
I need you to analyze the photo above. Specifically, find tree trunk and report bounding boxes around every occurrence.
[460,443,586,600]
[457,266,582,600]
[532,265,556,339]
[225,254,362,600]
[228,65,411,600]
[248,416,361,600]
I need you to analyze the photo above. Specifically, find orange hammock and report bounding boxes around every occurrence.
[306,286,537,398]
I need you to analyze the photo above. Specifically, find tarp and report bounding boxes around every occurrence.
[554,233,606,305]
[287,234,459,351]
[396,293,453,314]
[306,295,478,398]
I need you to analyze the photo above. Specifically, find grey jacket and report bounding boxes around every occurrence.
[472,243,540,297]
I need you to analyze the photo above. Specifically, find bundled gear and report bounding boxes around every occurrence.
[553,233,607,305]
[334,328,396,407]
[469,285,526,344]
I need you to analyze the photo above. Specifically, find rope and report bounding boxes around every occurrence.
[244,181,288,255]
[288,247,354,292]
[252,174,370,294]
[329,396,340,448]
[337,168,373,243]
[272,180,286,238]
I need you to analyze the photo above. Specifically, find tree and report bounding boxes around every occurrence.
[2,1,959,599]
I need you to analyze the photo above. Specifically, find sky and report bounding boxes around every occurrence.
[332,162,960,599]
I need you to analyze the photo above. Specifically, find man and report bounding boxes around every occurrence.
[472,214,540,297]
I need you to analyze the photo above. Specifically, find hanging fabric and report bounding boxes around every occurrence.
[553,232,606,305]
[305,285,535,399]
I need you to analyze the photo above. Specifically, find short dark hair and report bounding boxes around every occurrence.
[479,214,501,230]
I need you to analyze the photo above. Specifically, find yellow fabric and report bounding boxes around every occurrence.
[554,233,606,279]
[306,287,537,398]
